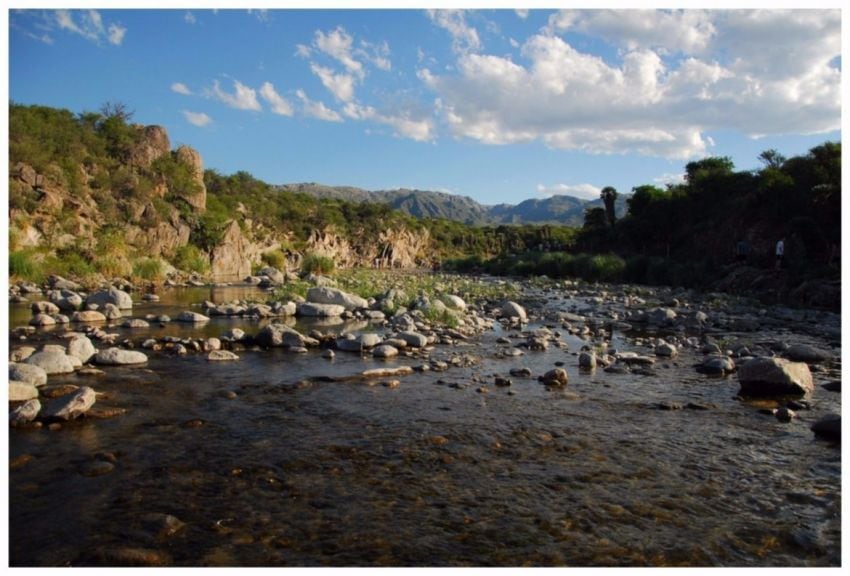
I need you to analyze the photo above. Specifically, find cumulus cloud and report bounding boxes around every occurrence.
[310,63,356,102]
[515,9,529,20]
[184,12,196,25]
[419,9,840,158]
[653,172,686,186]
[343,103,434,142]
[296,90,342,122]
[171,82,192,95]
[314,27,364,78]
[54,9,126,46]
[259,82,294,116]
[210,79,262,111]
[182,110,212,127]
[426,9,481,54]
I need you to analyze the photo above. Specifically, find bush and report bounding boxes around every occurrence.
[261,249,287,270]
[173,244,209,274]
[9,250,46,283]
[301,253,335,275]
[132,257,166,281]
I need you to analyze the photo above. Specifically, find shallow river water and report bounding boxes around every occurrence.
[7,283,841,566]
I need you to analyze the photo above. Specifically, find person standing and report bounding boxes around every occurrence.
[775,237,785,270]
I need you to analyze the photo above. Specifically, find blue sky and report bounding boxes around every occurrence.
[6,5,843,205]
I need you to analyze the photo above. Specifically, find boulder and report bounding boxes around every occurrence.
[398,331,429,348]
[25,350,76,375]
[102,303,123,320]
[698,356,736,375]
[297,302,346,317]
[255,324,319,348]
[10,346,36,362]
[121,318,151,329]
[441,295,467,311]
[541,368,569,387]
[87,288,133,310]
[30,313,57,327]
[67,335,97,364]
[50,290,84,312]
[10,381,39,402]
[579,351,597,369]
[10,362,48,387]
[10,399,41,425]
[72,310,107,323]
[306,287,369,311]
[811,415,841,442]
[204,338,222,352]
[94,347,149,366]
[175,311,210,323]
[785,344,830,363]
[502,301,528,322]
[373,345,399,359]
[647,307,677,325]
[207,350,240,361]
[737,357,813,397]
[31,301,60,315]
[45,386,97,421]
[258,266,285,284]
[174,145,207,212]
[336,332,382,352]
[655,342,678,357]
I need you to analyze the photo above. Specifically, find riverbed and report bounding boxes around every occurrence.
[7,279,842,566]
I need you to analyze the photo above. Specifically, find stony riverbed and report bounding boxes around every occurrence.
[7,273,842,566]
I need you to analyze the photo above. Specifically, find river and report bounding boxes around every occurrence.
[7,281,841,566]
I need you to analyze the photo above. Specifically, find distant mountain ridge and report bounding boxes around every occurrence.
[278,182,628,226]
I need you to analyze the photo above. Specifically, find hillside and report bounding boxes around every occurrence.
[278,182,628,226]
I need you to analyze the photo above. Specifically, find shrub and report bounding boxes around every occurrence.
[261,249,287,270]
[173,244,209,274]
[301,253,335,275]
[132,257,166,281]
[9,250,46,283]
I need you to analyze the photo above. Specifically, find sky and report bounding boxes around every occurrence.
[4,2,844,205]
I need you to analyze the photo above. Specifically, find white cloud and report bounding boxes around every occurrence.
[171,82,192,95]
[515,9,529,20]
[427,9,481,54]
[343,103,434,142]
[419,10,840,159]
[310,63,356,102]
[107,23,126,45]
[550,9,716,54]
[210,79,262,111]
[314,27,364,78]
[537,183,602,201]
[185,12,196,25]
[296,89,342,122]
[295,44,312,58]
[54,9,125,46]
[653,172,686,186]
[259,82,294,116]
[358,40,392,71]
[182,110,212,127]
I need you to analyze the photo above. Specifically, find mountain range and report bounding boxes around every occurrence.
[277,183,629,227]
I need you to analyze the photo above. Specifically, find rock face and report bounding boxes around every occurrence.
[45,386,97,421]
[737,357,814,397]
[129,125,171,169]
[306,287,368,311]
[210,220,273,281]
[174,145,207,212]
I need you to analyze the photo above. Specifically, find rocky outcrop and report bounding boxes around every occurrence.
[125,221,191,258]
[174,145,207,212]
[209,220,276,281]
[129,125,170,169]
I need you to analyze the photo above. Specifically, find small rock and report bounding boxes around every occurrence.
[494,376,512,387]
[578,351,597,369]
[509,367,533,378]
[10,399,41,425]
[72,310,107,323]
[373,345,399,359]
[811,415,840,442]
[45,386,97,420]
[94,347,148,366]
[207,350,240,361]
[80,460,115,477]
[540,368,568,387]
[175,311,210,323]
[775,407,796,422]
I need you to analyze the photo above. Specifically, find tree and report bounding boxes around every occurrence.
[627,185,667,218]
[758,149,786,170]
[600,186,618,227]
[583,207,608,230]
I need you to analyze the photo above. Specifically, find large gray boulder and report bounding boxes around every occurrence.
[10,362,48,387]
[398,331,429,348]
[67,335,97,364]
[94,347,149,365]
[501,301,527,322]
[45,386,97,421]
[737,356,813,397]
[255,324,319,348]
[297,302,346,317]
[24,350,76,375]
[306,287,368,311]
[86,288,133,310]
